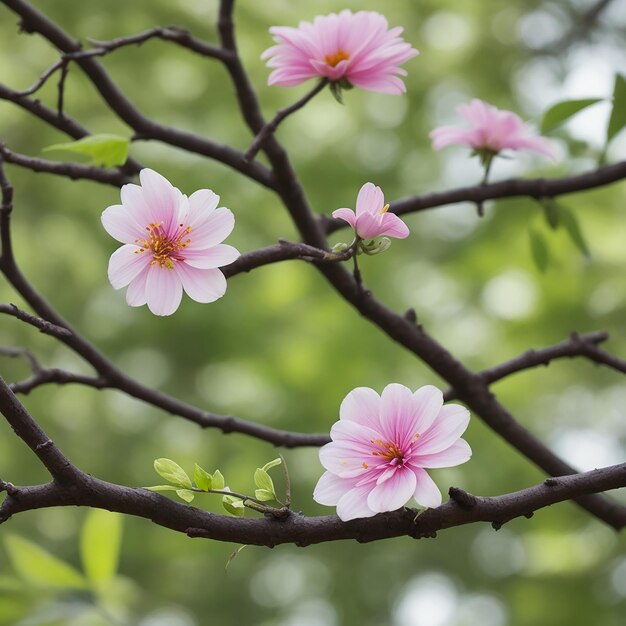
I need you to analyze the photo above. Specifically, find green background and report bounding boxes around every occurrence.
[1,0,625,624]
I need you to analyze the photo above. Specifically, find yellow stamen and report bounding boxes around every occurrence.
[135,222,193,269]
[380,204,390,214]
[324,49,350,68]
[371,438,404,461]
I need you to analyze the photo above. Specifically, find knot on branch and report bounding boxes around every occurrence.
[0,479,19,498]
[265,506,291,521]
[448,486,477,509]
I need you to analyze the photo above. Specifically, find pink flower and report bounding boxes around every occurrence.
[101,169,239,316]
[430,99,554,159]
[332,182,409,240]
[313,384,471,521]
[261,11,419,95]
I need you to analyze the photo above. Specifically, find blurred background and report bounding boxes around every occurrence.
[1,0,625,624]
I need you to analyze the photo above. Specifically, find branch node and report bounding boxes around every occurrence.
[448,486,477,509]
[491,521,503,531]
[404,308,417,323]
[544,477,559,487]
[36,439,53,451]
[0,480,19,497]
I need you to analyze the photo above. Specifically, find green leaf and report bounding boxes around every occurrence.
[261,458,282,473]
[42,134,130,167]
[194,464,213,491]
[4,534,87,590]
[329,82,344,104]
[211,470,225,490]
[541,199,560,230]
[560,206,590,257]
[529,229,549,273]
[176,489,195,503]
[222,495,245,517]
[607,74,626,143]
[254,489,275,502]
[541,98,604,133]
[253,468,275,496]
[145,485,180,492]
[80,509,123,587]
[153,458,192,488]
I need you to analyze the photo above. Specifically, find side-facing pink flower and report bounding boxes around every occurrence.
[430,99,554,159]
[101,169,239,316]
[261,11,419,95]
[332,182,409,240]
[313,384,471,521]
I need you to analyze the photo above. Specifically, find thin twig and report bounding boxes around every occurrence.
[0,145,133,188]
[0,303,71,338]
[245,79,328,161]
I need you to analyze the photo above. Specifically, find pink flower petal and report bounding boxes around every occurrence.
[354,211,384,239]
[379,383,417,443]
[329,420,385,459]
[412,467,442,508]
[101,204,144,244]
[379,212,410,239]
[418,404,470,455]
[366,467,416,513]
[339,386,382,431]
[336,483,377,521]
[356,182,384,216]
[139,169,182,232]
[145,266,183,316]
[319,444,368,478]
[412,439,472,469]
[183,244,240,269]
[313,471,355,506]
[182,189,220,229]
[188,208,235,249]
[107,245,151,289]
[126,265,150,307]
[410,385,444,437]
[120,183,154,227]
[332,208,357,229]
[174,264,227,304]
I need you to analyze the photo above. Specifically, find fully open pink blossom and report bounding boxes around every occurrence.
[332,182,409,240]
[261,11,419,95]
[101,169,239,316]
[313,384,471,521]
[430,99,554,158]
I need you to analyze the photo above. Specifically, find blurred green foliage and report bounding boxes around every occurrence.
[0,0,625,625]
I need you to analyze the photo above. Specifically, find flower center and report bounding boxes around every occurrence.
[372,439,405,465]
[135,222,192,270]
[324,49,350,68]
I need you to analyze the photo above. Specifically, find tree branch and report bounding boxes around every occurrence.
[323,161,626,233]
[88,26,232,62]
[0,377,78,482]
[2,460,625,542]
[208,0,626,528]
[1,0,276,189]
[223,240,351,278]
[0,303,71,338]
[0,145,132,187]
